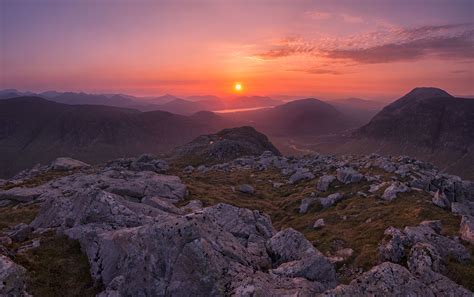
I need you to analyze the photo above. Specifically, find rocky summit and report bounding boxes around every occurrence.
[0,146,473,296]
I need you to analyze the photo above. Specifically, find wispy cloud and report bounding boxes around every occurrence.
[304,10,364,24]
[255,23,474,64]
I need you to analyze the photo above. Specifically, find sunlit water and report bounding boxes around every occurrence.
[213,106,270,113]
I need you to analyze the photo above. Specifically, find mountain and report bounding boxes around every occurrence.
[329,98,385,124]
[172,126,281,164]
[226,98,360,138]
[358,87,474,152]
[304,87,474,179]
[51,92,135,107]
[0,97,231,178]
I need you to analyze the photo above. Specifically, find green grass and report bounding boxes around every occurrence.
[0,204,39,229]
[15,234,100,297]
[178,167,473,289]
[0,170,74,190]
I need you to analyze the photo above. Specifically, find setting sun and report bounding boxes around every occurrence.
[234,83,243,92]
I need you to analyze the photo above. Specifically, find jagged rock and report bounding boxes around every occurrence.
[183,165,195,174]
[368,182,388,193]
[432,190,450,209]
[460,215,474,244]
[451,201,474,216]
[267,228,336,285]
[180,200,203,212]
[299,197,317,214]
[381,182,409,201]
[0,187,43,204]
[239,184,255,194]
[378,227,409,263]
[47,169,186,203]
[322,262,472,296]
[316,175,335,192]
[0,255,29,297]
[379,222,470,266]
[407,242,442,273]
[419,220,442,233]
[129,154,169,173]
[318,193,343,209]
[313,218,325,229]
[141,197,184,215]
[51,157,90,171]
[7,223,33,242]
[336,167,363,184]
[289,169,315,184]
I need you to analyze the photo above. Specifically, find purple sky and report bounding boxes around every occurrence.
[1,0,473,99]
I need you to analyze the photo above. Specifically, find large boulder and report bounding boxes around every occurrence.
[460,216,474,244]
[316,175,335,192]
[0,255,29,297]
[336,167,363,184]
[172,126,281,164]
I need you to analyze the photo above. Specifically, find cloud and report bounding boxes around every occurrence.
[304,10,364,24]
[254,23,474,64]
[290,68,343,75]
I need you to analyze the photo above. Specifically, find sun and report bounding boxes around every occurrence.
[234,82,243,92]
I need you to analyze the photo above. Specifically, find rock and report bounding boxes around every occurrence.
[316,175,335,192]
[238,184,255,194]
[0,187,43,203]
[419,220,442,234]
[336,167,363,184]
[378,227,408,263]
[272,182,284,189]
[130,154,169,173]
[432,190,450,209]
[0,255,29,297]
[313,218,325,229]
[460,215,474,244]
[51,157,90,171]
[267,228,336,285]
[289,169,315,184]
[180,200,203,212]
[299,197,317,214]
[322,262,472,296]
[7,223,33,242]
[381,182,409,201]
[141,197,184,215]
[407,243,442,273]
[0,236,12,246]
[318,193,343,209]
[183,165,195,174]
[368,182,388,193]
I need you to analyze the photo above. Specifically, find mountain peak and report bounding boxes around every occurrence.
[403,87,453,100]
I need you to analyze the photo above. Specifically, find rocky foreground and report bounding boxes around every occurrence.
[0,152,473,296]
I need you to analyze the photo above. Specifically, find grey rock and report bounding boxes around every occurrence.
[180,200,203,212]
[378,227,409,263]
[299,197,317,214]
[7,223,33,242]
[318,193,343,209]
[407,242,442,273]
[0,187,43,203]
[313,218,325,229]
[289,169,315,184]
[432,190,450,209]
[238,184,255,194]
[460,215,474,244]
[0,255,29,297]
[336,167,363,184]
[51,157,90,171]
[316,175,336,192]
[183,165,195,174]
[381,182,409,201]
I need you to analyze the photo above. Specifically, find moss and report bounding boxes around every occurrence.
[179,168,471,286]
[0,170,74,190]
[445,250,474,291]
[15,234,100,297]
[0,204,39,230]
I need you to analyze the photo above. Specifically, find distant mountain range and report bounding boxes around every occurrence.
[0,97,233,178]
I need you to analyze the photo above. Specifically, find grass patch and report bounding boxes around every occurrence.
[0,204,39,230]
[178,168,471,286]
[0,170,75,190]
[15,234,100,297]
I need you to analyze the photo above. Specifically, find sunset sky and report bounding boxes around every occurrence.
[1,0,473,100]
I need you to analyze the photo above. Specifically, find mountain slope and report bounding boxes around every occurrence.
[0,97,230,177]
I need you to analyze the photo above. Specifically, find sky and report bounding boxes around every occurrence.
[1,0,473,100]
